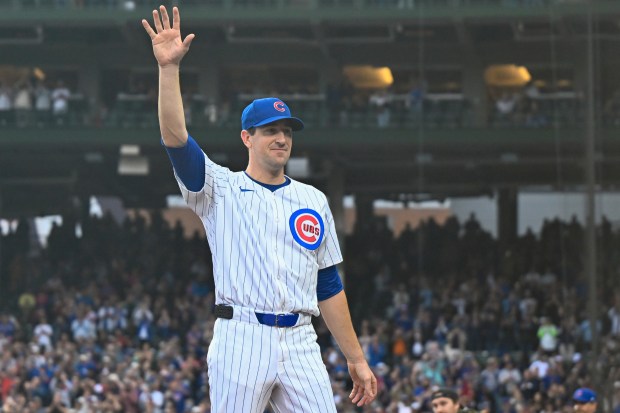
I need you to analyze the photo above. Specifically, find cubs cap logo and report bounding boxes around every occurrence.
[289,208,324,250]
[241,97,305,131]
[573,388,596,403]
[273,101,286,112]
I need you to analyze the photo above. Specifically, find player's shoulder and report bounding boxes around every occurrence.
[203,152,234,176]
[288,177,327,200]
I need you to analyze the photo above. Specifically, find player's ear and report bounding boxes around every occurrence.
[240,130,252,149]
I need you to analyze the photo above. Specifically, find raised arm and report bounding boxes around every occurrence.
[142,6,195,147]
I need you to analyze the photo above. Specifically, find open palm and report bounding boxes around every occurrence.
[142,6,195,67]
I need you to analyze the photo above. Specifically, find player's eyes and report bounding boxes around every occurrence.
[265,128,292,136]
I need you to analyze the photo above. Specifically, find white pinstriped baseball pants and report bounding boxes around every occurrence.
[207,316,337,413]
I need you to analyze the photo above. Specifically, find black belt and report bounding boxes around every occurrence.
[214,304,300,328]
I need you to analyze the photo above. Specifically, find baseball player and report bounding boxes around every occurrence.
[430,389,481,413]
[142,6,377,413]
[572,388,597,413]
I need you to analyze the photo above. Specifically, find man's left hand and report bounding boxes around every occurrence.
[348,360,377,407]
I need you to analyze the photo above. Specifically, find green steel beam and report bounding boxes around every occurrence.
[0,1,619,24]
[0,126,614,147]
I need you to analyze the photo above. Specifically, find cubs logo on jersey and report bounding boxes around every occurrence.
[289,208,324,250]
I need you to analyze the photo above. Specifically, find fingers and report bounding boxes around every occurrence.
[368,375,377,398]
[350,386,370,406]
[349,383,362,404]
[160,5,171,30]
[355,391,375,406]
[172,6,180,30]
[349,382,357,398]
[152,8,164,33]
[182,33,195,49]
[141,19,156,40]
[360,376,377,406]
[348,363,377,406]
[349,377,377,407]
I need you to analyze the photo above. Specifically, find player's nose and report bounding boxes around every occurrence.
[274,131,287,143]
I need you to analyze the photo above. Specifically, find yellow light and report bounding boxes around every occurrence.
[556,79,572,88]
[484,64,531,87]
[33,67,46,80]
[343,65,394,89]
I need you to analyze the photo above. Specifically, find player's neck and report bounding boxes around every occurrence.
[245,166,286,185]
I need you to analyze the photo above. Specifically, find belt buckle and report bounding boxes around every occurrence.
[275,314,286,327]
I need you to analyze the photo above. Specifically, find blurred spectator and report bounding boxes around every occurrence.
[0,82,13,126]
[133,298,154,344]
[0,313,18,340]
[406,80,425,114]
[203,98,218,125]
[495,92,519,124]
[367,335,388,367]
[70,310,96,342]
[51,80,70,126]
[369,89,392,127]
[33,314,53,353]
[13,82,32,128]
[34,81,52,127]
[498,356,522,395]
[537,317,559,355]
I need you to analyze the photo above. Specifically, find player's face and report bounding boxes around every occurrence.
[574,402,597,413]
[431,398,460,413]
[246,121,293,172]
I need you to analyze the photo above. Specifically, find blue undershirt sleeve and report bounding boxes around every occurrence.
[163,135,205,192]
[317,265,344,302]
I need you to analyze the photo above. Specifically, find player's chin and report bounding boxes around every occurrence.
[271,153,290,164]
[271,149,290,157]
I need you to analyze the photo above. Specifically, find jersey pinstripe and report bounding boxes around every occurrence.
[174,151,343,317]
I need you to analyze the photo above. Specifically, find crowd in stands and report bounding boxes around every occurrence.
[10,75,620,130]
[489,82,585,129]
[0,80,80,128]
[1,207,619,412]
[0,77,472,130]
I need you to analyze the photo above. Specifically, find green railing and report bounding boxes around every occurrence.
[0,0,604,9]
[0,93,599,134]
[0,0,618,22]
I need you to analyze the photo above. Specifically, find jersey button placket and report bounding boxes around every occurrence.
[271,193,286,309]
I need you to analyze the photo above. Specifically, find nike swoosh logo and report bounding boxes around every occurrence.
[240,186,254,193]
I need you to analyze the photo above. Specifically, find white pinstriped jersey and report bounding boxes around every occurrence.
[175,151,343,316]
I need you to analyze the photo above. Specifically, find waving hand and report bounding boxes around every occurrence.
[142,6,195,68]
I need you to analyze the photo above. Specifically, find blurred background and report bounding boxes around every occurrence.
[1,0,620,412]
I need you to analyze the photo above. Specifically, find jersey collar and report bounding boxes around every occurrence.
[244,171,291,192]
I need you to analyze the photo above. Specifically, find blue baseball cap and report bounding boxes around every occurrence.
[241,97,304,131]
[573,388,597,403]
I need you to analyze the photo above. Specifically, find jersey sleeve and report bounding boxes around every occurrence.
[316,196,344,270]
[164,135,205,192]
[316,265,344,301]
[166,135,228,215]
